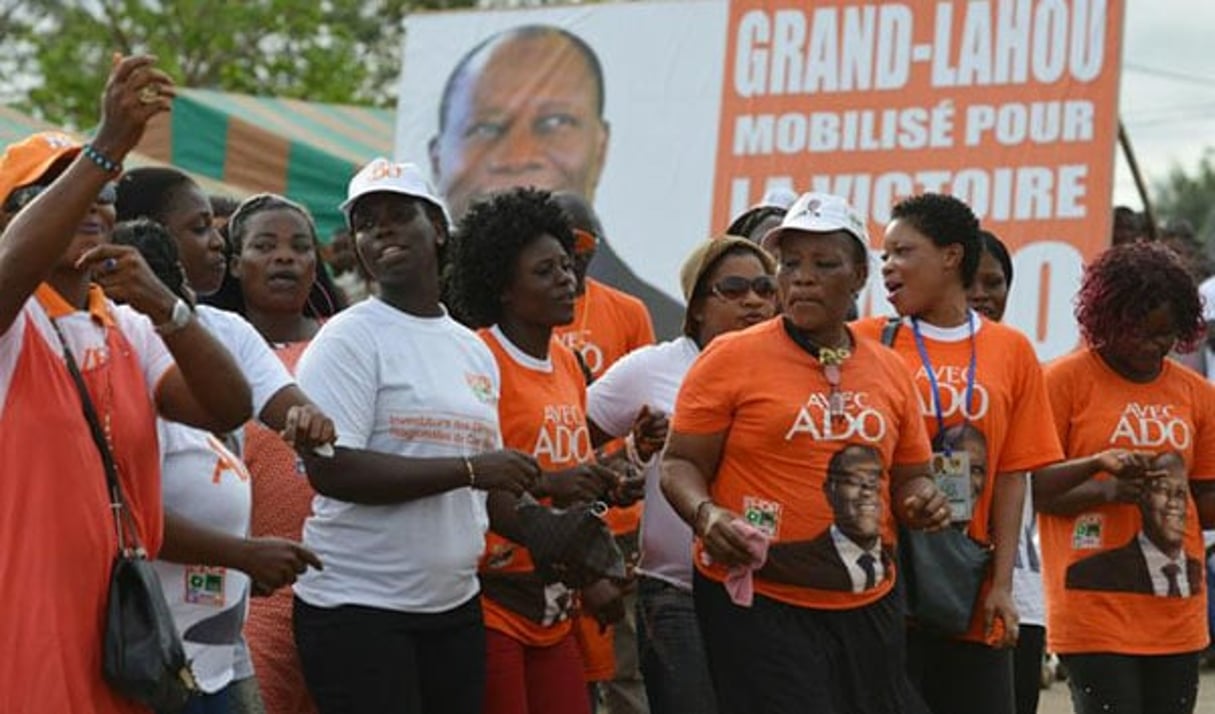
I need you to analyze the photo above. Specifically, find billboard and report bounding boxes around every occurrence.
[397,0,1124,359]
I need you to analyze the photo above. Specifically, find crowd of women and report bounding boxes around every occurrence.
[3,55,1214,714]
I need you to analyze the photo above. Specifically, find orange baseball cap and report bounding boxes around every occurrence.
[0,132,81,208]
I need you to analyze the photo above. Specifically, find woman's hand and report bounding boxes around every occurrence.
[468,450,541,495]
[629,405,669,462]
[983,586,1020,649]
[895,476,951,531]
[582,577,634,631]
[281,404,338,455]
[77,244,179,320]
[235,537,323,594]
[92,54,176,161]
[695,503,755,568]
[539,463,616,506]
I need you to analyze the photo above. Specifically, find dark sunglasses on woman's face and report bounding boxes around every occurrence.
[2,181,118,214]
[710,274,778,301]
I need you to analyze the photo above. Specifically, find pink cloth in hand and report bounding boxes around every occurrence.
[724,519,769,607]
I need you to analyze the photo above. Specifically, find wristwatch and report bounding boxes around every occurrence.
[154,298,192,336]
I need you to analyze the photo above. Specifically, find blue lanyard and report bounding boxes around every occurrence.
[910,311,978,455]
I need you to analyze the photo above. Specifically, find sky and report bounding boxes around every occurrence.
[1114,0,1215,207]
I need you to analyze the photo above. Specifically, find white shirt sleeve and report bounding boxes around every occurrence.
[113,304,174,399]
[296,323,377,450]
[197,306,294,419]
[0,310,27,416]
[587,347,648,438]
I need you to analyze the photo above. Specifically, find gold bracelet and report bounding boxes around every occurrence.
[693,499,714,536]
[464,457,476,488]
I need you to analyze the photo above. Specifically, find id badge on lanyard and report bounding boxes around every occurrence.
[913,314,978,525]
[932,450,974,523]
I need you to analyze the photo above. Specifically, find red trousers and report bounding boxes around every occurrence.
[483,629,592,714]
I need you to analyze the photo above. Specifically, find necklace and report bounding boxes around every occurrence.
[782,318,853,422]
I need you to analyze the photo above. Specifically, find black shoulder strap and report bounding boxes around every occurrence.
[49,319,141,554]
[880,317,902,347]
[573,347,595,386]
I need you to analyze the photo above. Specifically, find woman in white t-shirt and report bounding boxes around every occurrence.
[586,235,778,714]
[291,159,540,714]
[114,218,326,713]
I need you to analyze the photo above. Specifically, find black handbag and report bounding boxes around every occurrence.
[52,321,196,712]
[898,526,992,636]
[515,493,627,588]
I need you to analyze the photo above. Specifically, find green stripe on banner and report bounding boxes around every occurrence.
[170,98,228,179]
[285,140,351,243]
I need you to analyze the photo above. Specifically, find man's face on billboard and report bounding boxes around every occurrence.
[430,32,609,220]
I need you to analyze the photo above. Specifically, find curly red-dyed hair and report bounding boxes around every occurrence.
[1075,242,1205,352]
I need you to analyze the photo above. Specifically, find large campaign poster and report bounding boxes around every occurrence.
[396,0,1124,359]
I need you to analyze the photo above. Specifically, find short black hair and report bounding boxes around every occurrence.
[977,229,1013,287]
[437,25,605,134]
[112,219,188,302]
[890,193,981,287]
[446,187,575,328]
[727,205,786,240]
[114,167,198,224]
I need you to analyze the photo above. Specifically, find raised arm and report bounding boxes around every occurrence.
[0,56,172,333]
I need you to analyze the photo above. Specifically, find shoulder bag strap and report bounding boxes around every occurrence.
[48,318,143,556]
[880,317,902,348]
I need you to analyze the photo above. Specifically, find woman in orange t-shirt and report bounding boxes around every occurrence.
[447,187,632,714]
[852,193,1064,714]
[662,192,949,714]
[1035,243,1215,714]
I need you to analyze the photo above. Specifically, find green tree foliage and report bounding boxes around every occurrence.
[1154,151,1215,245]
[5,0,475,130]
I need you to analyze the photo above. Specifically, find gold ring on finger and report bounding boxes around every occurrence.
[138,85,160,105]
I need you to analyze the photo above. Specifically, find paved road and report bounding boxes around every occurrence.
[1037,664,1215,713]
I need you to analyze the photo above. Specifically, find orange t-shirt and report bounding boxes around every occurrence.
[1040,350,1215,655]
[555,278,656,539]
[0,287,166,714]
[852,314,1064,640]
[555,278,656,381]
[243,340,318,714]
[674,318,932,610]
[479,328,594,647]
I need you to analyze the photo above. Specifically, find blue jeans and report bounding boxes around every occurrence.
[163,684,231,714]
[636,576,717,714]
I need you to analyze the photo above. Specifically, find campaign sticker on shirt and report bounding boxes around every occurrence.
[742,496,782,539]
[1072,513,1104,550]
[465,372,496,404]
[185,566,226,607]
[932,450,973,523]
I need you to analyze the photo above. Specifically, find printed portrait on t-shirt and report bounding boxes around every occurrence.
[1065,451,1204,598]
[759,444,894,594]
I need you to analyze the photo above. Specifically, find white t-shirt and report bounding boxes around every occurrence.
[293,298,498,613]
[587,336,700,590]
[1013,475,1045,627]
[194,305,293,450]
[152,422,252,693]
[0,296,172,414]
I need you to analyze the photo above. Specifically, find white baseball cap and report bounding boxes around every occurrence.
[340,157,450,228]
[761,192,869,255]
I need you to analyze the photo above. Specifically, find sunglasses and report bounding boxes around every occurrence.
[3,181,118,214]
[572,228,599,256]
[709,274,778,301]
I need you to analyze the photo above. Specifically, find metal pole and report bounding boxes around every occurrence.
[1118,120,1159,241]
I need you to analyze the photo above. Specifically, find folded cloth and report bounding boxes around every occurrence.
[724,520,770,607]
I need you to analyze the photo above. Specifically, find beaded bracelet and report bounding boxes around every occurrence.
[82,144,122,175]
